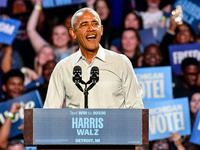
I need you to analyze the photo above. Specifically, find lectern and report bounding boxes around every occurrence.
[24,108,148,150]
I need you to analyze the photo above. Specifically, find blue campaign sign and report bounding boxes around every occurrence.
[168,43,200,75]
[0,90,43,138]
[190,108,200,145]
[138,28,156,48]
[144,97,191,141]
[0,0,7,7]
[173,0,200,35]
[134,66,173,101]
[0,16,21,45]
[43,0,86,8]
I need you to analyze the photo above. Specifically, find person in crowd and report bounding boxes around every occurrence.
[140,0,166,37]
[149,132,186,150]
[111,10,143,51]
[0,70,25,150]
[120,28,141,67]
[5,139,25,150]
[94,0,118,49]
[27,0,74,62]
[160,15,195,66]
[137,44,163,67]
[173,57,200,99]
[43,7,144,109]
[28,60,57,103]
[182,92,200,150]
[33,45,55,76]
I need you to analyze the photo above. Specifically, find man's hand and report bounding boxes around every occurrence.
[169,132,186,150]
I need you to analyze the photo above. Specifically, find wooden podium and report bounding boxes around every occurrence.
[24,108,148,150]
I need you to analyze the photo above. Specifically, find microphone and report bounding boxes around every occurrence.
[87,66,99,91]
[72,66,83,92]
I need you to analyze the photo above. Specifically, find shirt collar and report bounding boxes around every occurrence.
[75,44,106,64]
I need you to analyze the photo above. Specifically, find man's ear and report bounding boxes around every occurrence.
[2,85,6,92]
[69,28,77,40]
[101,25,103,36]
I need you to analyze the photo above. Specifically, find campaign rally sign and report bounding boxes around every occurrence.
[134,66,173,101]
[0,0,7,7]
[43,0,86,8]
[0,16,21,45]
[144,97,191,141]
[0,90,43,138]
[138,28,156,48]
[173,0,200,35]
[190,108,200,145]
[168,43,200,75]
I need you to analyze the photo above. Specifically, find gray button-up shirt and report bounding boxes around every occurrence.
[43,45,144,109]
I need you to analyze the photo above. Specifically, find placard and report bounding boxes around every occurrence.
[135,66,173,101]
[42,0,86,8]
[0,0,7,7]
[173,0,200,35]
[0,16,21,45]
[138,28,156,48]
[168,43,200,75]
[0,90,43,138]
[144,97,191,141]
[190,108,200,145]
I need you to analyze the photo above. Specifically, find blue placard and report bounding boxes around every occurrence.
[190,108,200,145]
[42,0,86,8]
[0,90,43,138]
[168,43,200,75]
[0,16,21,45]
[25,76,44,91]
[144,97,191,141]
[173,0,200,35]
[138,28,156,48]
[0,0,7,7]
[135,66,173,101]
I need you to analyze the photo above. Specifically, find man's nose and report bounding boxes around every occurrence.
[88,24,95,31]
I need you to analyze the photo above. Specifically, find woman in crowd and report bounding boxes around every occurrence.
[111,10,143,52]
[120,28,141,67]
[27,0,74,62]
[160,15,195,66]
[94,0,118,49]
[137,44,163,67]
[182,93,200,150]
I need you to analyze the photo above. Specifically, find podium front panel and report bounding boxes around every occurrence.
[24,109,148,146]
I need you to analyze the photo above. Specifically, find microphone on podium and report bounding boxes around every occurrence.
[87,66,99,91]
[72,66,83,92]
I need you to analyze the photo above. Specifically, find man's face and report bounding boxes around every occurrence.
[69,11,103,52]
[2,77,24,99]
[182,65,199,88]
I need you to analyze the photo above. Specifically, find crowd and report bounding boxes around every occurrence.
[0,0,200,150]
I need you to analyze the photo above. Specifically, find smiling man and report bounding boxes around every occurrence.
[43,8,144,109]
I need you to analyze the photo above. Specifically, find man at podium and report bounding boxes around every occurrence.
[43,8,144,109]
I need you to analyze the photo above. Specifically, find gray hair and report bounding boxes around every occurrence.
[71,7,101,29]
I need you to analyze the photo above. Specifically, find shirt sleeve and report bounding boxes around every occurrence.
[43,66,65,108]
[121,56,144,109]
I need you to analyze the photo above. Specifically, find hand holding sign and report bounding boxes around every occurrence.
[10,103,21,114]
